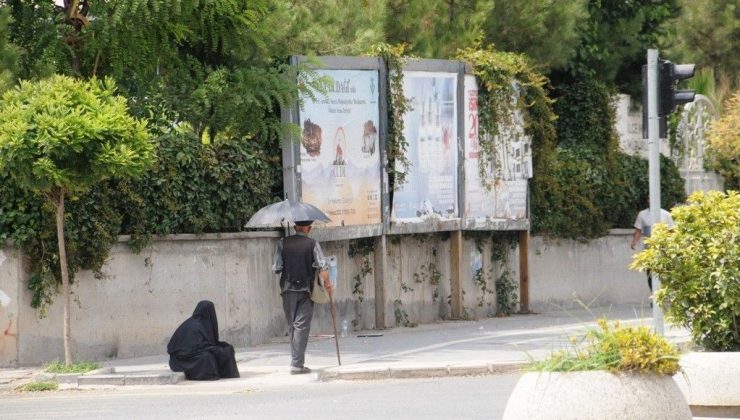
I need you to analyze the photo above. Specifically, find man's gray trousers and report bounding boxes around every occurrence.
[282,291,314,368]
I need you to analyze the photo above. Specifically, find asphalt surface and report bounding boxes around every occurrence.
[0,303,691,390]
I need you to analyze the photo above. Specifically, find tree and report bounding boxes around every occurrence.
[483,0,587,71]
[5,0,306,143]
[554,0,680,96]
[2,0,313,322]
[3,0,67,80]
[384,0,492,58]
[0,75,153,364]
[0,7,18,93]
[668,0,740,85]
[277,0,386,56]
[706,91,740,189]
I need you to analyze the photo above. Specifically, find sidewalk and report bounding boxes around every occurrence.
[0,303,691,391]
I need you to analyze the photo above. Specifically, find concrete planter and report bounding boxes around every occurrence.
[503,371,691,420]
[674,351,740,417]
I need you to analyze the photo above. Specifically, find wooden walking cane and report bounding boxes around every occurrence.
[328,292,341,366]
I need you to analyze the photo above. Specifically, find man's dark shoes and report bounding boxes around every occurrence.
[290,366,311,375]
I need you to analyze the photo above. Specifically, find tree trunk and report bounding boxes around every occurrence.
[54,188,73,366]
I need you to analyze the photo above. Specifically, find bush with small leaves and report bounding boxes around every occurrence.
[632,191,740,351]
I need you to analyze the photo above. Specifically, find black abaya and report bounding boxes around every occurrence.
[167,300,240,380]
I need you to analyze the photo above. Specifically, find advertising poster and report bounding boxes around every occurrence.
[464,76,531,220]
[391,71,458,221]
[298,69,381,227]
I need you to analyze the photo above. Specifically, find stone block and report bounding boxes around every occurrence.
[124,373,183,385]
[390,366,449,379]
[675,352,740,407]
[447,364,490,376]
[77,374,125,386]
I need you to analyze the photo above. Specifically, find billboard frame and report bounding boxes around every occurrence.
[283,56,387,242]
[459,64,530,232]
[386,58,464,235]
[282,56,531,239]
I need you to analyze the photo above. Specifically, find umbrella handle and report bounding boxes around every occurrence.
[329,294,341,366]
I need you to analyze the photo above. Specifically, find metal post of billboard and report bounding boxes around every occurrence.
[519,170,532,314]
[646,49,664,335]
[449,61,467,320]
[518,230,530,314]
[281,56,303,203]
[374,56,390,329]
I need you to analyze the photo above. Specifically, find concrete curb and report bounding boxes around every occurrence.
[77,370,185,386]
[34,366,114,384]
[318,361,527,382]
[36,367,184,387]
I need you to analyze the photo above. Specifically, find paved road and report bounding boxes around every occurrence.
[0,375,522,420]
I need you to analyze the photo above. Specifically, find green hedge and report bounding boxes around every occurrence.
[118,131,282,239]
[1,131,282,311]
[530,78,686,240]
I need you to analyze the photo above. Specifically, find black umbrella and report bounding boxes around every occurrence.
[245,199,331,228]
[245,199,341,365]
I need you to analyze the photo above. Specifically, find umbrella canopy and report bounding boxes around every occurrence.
[245,199,331,228]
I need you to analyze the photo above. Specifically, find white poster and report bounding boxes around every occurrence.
[464,76,530,220]
[392,71,459,221]
[299,69,382,227]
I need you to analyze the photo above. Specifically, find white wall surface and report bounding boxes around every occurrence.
[614,94,671,158]
[0,247,21,366]
[528,229,650,312]
[0,231,649,366]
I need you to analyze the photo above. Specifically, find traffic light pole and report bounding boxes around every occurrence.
[647,49,664,335]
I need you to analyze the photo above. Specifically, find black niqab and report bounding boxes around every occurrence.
[167,300,240,380]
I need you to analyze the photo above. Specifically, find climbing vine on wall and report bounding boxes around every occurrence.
[492,232,519,316]
[472,266,495,309]
[409,234,447,305]
[464,231,495,310]
[463,231,519,316]
[348,238,374,303]
[366,43,413,189]
[457,45,554,188]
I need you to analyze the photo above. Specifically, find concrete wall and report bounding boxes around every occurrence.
[681,170,725,196]
[0,230,649,366]
[0,247,22,366]
[614,94,670,158]
[528,229,650,312]
[614,94,725,196]
[13,233,287,366]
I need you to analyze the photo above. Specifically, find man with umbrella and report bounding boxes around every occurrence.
[272,219,333,374]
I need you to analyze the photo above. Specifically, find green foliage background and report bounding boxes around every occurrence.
[0,0,715,312]
[535,78,686,239]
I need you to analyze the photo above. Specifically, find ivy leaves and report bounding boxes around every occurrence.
[367,43,413,189]
[457,45,554,189]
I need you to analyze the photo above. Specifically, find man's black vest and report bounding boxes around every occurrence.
[279,234,316,291]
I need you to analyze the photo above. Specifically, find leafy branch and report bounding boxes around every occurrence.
[367,43,413,189]
[457,44,552,189]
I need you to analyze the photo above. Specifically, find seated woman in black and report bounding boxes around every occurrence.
[167,300,240,380]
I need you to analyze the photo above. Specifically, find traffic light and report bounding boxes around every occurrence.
[642,59,696,138]
[659,60,696,117]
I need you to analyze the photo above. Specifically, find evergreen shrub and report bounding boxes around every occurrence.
[632,191,740,351]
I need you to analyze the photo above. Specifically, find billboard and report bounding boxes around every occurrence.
[463,76,531,220]
[391,71,459,222]
[298,69,382,227]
